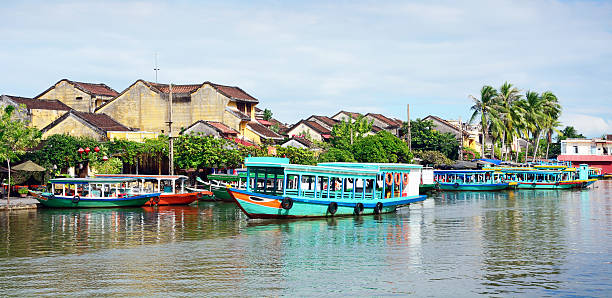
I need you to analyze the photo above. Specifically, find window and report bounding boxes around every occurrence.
[76,96,83,101]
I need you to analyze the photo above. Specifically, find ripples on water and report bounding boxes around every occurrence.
[0,181,611,296]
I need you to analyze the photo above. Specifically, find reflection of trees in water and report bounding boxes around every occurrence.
[479,191,567,294]
[0,203,247,257]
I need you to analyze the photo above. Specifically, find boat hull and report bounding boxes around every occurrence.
[31,192,157,208]
[436,183,509,191]
[516,179,596,189]
[211,187,233,201]
[144,192,199,206]
[228,188,426,219]
[419,183,436,192]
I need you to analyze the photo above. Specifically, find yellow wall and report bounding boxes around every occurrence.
[98,81,246,135]
[38,80,93,112]
[107,131,160,142]
[31,109,66,129]
[243,126,262,145]
[42,115,104,141]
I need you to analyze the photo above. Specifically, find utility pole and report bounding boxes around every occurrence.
[168,84,174,175]
[406,104,411,151]
[459,116,463,160]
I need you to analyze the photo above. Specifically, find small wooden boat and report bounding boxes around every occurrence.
[196,174,246,202]
[496,164,597,189]
[433,170,511,191]
[30,178,160,208]
[96,174,211,206]
[227,157,427,219]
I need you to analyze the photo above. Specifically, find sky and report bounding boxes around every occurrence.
[1,0,611,137]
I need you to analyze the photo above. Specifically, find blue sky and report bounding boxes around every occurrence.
[1,0,611,137]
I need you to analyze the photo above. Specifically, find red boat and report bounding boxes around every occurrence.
[96,174,211,206]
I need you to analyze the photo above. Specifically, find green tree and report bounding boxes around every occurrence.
[496,82,522,160]
[91,157,123,174]
[414,150,453,167]
[409,119,459,160]
[317,148,356,163]
[276,146,316,165]
[142,135,169,174]
[469,85,498,158]
[0,106,41,202]
[331,115,373,150]
[352,131,412,163]
[263,109,273,121]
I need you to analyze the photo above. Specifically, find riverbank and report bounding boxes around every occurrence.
[0,197,39,211]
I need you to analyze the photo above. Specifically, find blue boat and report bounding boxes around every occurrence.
[433,170,512,191]
[227,157,427,219]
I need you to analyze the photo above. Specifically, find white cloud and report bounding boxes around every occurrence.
[561,113,612,138]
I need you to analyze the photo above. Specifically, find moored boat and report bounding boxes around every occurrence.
[496,164,597,189]
[30,178,160,208]
[433,170,512,191]
[227,157,427,219]
[197,174,246,202]
[96,174,211,205]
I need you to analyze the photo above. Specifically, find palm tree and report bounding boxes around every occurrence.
[469,85,498,158]
[496,82,522,160]
[510,99,528,162]
[539,91,562,160]
[522,91,544,162]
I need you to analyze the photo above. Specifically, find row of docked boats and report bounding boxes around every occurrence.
[30,175,212,208]
[28,157,600,220]
[429,164,597,191]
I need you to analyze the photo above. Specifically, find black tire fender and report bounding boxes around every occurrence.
[454,182,460,188]
[72,195,80,203]
[354,203,364,215]
[328,202,338,215]
[281,197,293,210]
[374,202,384,214]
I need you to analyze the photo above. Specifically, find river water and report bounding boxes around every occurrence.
[0,181,610,296]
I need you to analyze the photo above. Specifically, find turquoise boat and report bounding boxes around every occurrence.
[227,157,427,219]
[30,178,161,208]
[433,170,512,191]
[497,164,597,189]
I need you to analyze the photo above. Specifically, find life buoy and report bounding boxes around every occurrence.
[328,202,338,215]
[555,182,560,186]
[373,202,383,214]
[72,195,80,203]
[196,192,203,199]
[281,197,293,210]
[453,182,460,188]
[354,203,364,215]
[385,173,393,186]
[153,196,161,205]
[403,173,409,185]
[394,173,401,185]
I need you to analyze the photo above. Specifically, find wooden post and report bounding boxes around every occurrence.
[459,116,463,160]
[168,84,174,175]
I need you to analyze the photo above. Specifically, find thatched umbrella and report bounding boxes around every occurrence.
[12,160,46,172]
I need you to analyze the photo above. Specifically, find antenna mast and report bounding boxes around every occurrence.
[154,53,160,83]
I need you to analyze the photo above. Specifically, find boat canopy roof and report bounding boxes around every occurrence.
[317,162,422,171]
[434,170,497,174]
[49,177,138,184]
[96,174,188,180]
[245,157,389,179]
